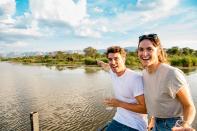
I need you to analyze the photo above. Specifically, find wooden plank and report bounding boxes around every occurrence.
[30,112,39,131]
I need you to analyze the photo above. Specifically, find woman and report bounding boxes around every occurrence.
[137,34,196,131]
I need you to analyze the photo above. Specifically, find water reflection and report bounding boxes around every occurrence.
[24,62,197,75]
[84,67,101,73]
[45,64,81,71]
[179,67,197,75]
[43,64,102,73]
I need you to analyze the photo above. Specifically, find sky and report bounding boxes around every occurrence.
[0,0,197,54]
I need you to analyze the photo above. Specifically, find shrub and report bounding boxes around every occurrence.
[170,56,183,66]
[98,58,108,63]
[181,56,192,67]
[125,56,139,67]
[84,57,97,65]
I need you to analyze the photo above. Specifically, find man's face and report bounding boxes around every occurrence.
[107,52,126,75]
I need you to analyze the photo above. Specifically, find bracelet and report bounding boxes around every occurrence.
[182,121,191,127]
[175,120,191,127]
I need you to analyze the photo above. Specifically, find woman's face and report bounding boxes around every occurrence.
[138,39,159,68]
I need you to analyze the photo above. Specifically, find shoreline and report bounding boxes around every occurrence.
[1,61,197,69]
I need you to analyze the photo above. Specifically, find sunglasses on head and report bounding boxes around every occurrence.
[139,34,158,42]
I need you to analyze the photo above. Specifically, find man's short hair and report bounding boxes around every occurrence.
[106,46,126,58]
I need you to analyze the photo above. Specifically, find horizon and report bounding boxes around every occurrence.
[0,0,197,53]
[2,45,196,55]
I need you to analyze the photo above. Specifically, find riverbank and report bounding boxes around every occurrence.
[1,46,197,68]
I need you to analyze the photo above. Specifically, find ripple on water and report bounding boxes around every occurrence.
[37,93,115,131]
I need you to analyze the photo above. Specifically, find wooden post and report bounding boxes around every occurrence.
[30,112,39,131]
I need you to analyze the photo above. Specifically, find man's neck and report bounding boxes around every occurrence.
[116,68,126,77]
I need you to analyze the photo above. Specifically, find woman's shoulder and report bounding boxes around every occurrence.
[160,63,184,77]
[160,63,177,71]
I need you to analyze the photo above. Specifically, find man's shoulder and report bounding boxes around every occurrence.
[126,68,142,80]
[126,68,142,76]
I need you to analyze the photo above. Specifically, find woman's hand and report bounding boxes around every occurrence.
[172,127,196,131]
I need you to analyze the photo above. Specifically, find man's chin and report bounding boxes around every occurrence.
[141,61,150,67]
[111,69,118,74]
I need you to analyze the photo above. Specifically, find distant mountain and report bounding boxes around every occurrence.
[124,47,137,52]
[2,46,137,58]
[97,46,137,54]
[97,49,106,54]
[3,51,49,58]
[65,50,84,54]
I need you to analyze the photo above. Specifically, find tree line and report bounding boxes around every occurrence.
[0,46,197,68]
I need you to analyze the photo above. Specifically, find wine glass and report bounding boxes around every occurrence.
[172,120,194,131]
[103,87,114,110]
[174,120,185,127]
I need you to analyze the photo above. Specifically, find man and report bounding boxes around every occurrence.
[97,46,147,131]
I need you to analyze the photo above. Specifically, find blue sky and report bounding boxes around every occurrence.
[0,0,197,53]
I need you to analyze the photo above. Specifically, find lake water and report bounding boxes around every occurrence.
[0,62,196,130]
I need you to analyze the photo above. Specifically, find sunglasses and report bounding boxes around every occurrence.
[139,34,158,42]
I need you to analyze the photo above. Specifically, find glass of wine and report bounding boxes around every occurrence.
[103,87,114,110]
[172,120,193,131]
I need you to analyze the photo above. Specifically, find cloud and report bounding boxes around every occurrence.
[0,41,30,53]
[3,41,28,48]
[136,0,180,11]
[5,0,183,41]
[1,27,42,37]
[29,0,87,26]
[24,0,96,38]
[0,0,197,53]
[0,26,43,44]
[93,7,103,13]
[0,0,15,16]
[0,0,95,43]
[0,0,15,24]
[136,0,180,23]
[82,0,181,36]
[74,18,110,38]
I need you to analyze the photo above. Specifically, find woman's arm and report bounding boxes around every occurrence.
[176,87,196,127]
[172,127,196,131]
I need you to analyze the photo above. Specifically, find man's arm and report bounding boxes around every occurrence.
[97,60,110,71]
[104,94,147,114]
[148,116,154,131]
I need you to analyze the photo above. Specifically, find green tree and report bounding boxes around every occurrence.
[55,51,66,60]
[83,47,97,58]
[181,47,190,55]
[166,46,180,55]
[84,57,97,65]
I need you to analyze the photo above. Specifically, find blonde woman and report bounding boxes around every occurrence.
[137,34,196,131]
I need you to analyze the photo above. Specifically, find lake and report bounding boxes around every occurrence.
[0,62,196,130]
